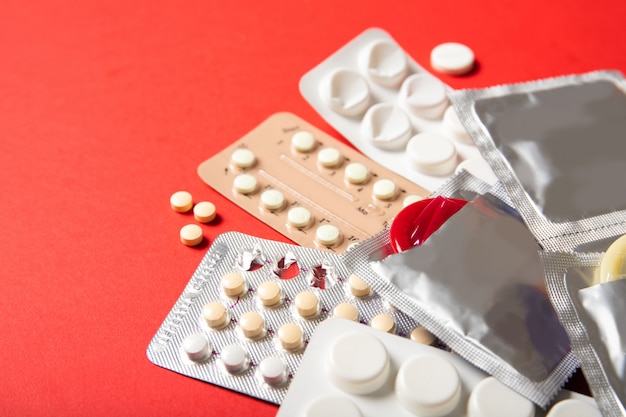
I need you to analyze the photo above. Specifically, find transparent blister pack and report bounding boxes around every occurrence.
[278,318,600,417]
[299,28,496,192]
[147,232,440,404]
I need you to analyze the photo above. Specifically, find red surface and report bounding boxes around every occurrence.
[0,1,622,416]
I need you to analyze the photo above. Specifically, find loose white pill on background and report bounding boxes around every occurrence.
[294,291,319,318]
[317,147,342,168]
[220,271,246,297]
[315,224,341,246]
[179,224,203,246]
[259,356,287,386]
[348,273,371,297]
[546,398,601,417]
[360,39,408,88]
[291,131,316,153]
[233,173,258,194]
[344,162,369,184]
[277,322,303,351]
[182,333,211,362]
[287,206,312,228]
[399,73,449,119]
[221,344,249,374]
[467,376,535,417]
[202,301,229,329]
[256,281,282,307]
[361,103,412,150]
[370,313,396,333]
[170,191,193,213]
[321,68,371,117]
[230,148,256,168]
[304,395,363,417]
[239,311,265,339]
[406,132,458,176]
[431,42,475,75]
[372,178,397,200]
[193,201,216,223]
[260,189,285,211]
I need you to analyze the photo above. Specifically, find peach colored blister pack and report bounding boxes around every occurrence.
[197,112,430,253]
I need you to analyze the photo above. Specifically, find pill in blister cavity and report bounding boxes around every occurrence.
[410,326,436,346]
[315,224,342,247]
[599,234,626,283]
[220,271,247,298]
[239,311,265,339]
[360,39,408,88]
[202,301,229,329]
[180,224,203,246]
[291,131,316,153]
[220,344,249,374]
[344,162,369,185]
[182,333,211,362]
[430,42,475,76]
[259,356,288,386]
[333,302,359,321]
[193,201,217,223]
[443,105,472,145]
[294,290,320,318]
[395,355,461,417]
[233,173,258,194]
[256,281,282,307]
[277,322,303,351]
[170,191,193,213]
[348,273,371,297]
[372,178,397,200]
[328,332,390,394]
[287,206,312,229]
[361,103,412,151]
[402,194,424,208]
[399,73,449,119]
[260,189,285,211]
[467,376,535,417]
[406,132,458,176]
[304,396,363,417]
[317,147,342,168]
[546,398,602,417]
[230,148,256,169]
[370,313,396,333]
[321,69,371,117]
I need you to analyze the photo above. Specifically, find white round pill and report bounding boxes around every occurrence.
[233,173,258,194]
[344,162,369,184]
[259,356,287,386]
[431,42,475,75]
[328,332,390,394]
[396,354,461,417]
[372,178,397,200]
[361,103,412,150]
[321,68,371,117]
[287,206,312,228]
[399,73,449,119]
[260,189,285,211]
[304,395,363,417]
[193,201,216,223]
[315,224,341,246]
[467,377,535,417]
[170,191,193,213]
[443,105,473,145]
[406,132,458,176]
[221,344,249,374]
[182,333,211,362]
[317,147,342,168]
[230,148,256,168]
[546,398,601,417]
[360,39,408,87]
[179,224,203,246]
[291,131,316,153]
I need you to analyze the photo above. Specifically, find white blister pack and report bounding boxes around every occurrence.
[299,28,495,192]
[278,318,601,417]
[147,232,438,404]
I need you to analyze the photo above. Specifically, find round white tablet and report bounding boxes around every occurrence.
[431,42,475,75]
[372,178,397,200]
[230,148,256,168]
[182,333,211,362]
[260,189,285,210]
[233,173,258,194]
[317,147,342,168]
[291,131,316,153]
[360,39,408,87]
[170,191,193,213]
[321,68,371,117]
[396,354,461,417]
[328,332,390,394]
[344,162,369,184]
[315,224,341,246]
[179,224,203,246]
[259,356,287,386]
[287,206,312,228]
[443,105,473,145]
[467,377,535,417]
[399,73,449,119]
[220,344,249,374]
[304,395,363,417]
[361,103,412,150]
[406,132,458,176]
[546,398,601,417]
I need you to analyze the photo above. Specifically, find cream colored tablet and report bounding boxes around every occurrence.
[348,274,371,297]
[372,179,397,200]
[291,130,317,153]
[220,271,246,297]
[170,191,193,213]
[402,194,424,208]
[321,68,371,117]
[182,333,211,362]
[333,302,359,321]
[315,224,342,247]
[221,344,249,374]
[344,162,369,184]
[399,73,449,119]
[287,206,312,229]
[546,398,601,417]
[256,280,281,307]
[294,291,319,318]
[410,326,436,345]
[233,173,258,194]
[361,39,408,87]
[599,234,626,283]
[370,313,395,333]
[431,42,475,75]
[179,224,203,246]
[304,395,363,417]
[259,356,287,386]
[361,103,412,151]
[278,322,303,351]
[202,301,229,329]
[317,147,342,168]
[406,132,458,176]
[239,311,265,339]
[260,189,285,211]
[230,148,256,168]
[193,201,216,223]
[467,376,535,417]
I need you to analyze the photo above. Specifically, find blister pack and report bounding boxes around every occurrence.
[147,232,441,404]
[299,28,496,192]
[197,112,430,253]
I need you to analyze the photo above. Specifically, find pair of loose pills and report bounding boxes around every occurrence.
[170,191,217,246]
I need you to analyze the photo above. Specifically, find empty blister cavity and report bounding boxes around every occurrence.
[321,69,371,117]
[467,377,535,417]
[360,38,408,87]
[406,132,458,176]
[430,42,475,76]
[400,73,449,120]
[361,103,412,150]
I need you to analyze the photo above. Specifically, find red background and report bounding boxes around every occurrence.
[1,1,625,416]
